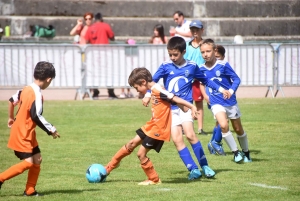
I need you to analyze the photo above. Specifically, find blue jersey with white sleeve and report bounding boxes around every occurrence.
[152,59,222,110]
[199,60,240,107]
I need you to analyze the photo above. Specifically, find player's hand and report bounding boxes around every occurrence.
[222,90,232,99]
[142,97,151,107]
[190,106,198,120]
[7,118,14,128]
[51,131,60,139]
[204,95,210,104]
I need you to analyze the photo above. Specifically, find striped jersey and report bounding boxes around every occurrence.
[199,60,241,107]
[141,83,174,142]
[8,83,56,152]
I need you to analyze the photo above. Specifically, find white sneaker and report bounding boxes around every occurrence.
[119,93,126,98]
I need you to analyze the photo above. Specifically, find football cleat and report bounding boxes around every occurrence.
[233,150,244,163]
[188,169,202,180]
[0,181,3,189]
[198,129,208,135]
[138,179,161,185]
[208,142,216,154]
[210,140,226,156]
[23,191,43,196]
[242,151,252,163]
[202,165,216,178]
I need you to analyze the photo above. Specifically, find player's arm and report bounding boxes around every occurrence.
[172,96,197,119]
[200,83,210,104]
[225,62,241,96]
[195,66,230,99]
[7,90,22,128]
[30,94,60,139]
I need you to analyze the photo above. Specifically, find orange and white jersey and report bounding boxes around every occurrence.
[141,83,174,141]
[8,83,56,152]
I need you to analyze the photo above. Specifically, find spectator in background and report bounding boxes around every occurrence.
[85,12,115,44]
[85,12,117,99]
[70,12,93,44]
[169,11,192,41]
[149,24,168,44]
[183,19,207,135]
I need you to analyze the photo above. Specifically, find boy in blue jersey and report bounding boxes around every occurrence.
[201,45,226,155]
[143,36,230,180]
[199,39,252,163]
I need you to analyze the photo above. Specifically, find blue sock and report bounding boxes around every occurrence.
[214,124,222,143]
[178,147,198,171]
[192,141,208,167]
[211,127,216,142]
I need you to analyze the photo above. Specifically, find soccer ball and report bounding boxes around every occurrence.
[86,164,107,183]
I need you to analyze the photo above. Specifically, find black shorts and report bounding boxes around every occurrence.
[136,128,164,153]
[14,146,41,160]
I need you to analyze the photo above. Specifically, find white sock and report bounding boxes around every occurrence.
[236,133,249,152]
[222,131,238,152]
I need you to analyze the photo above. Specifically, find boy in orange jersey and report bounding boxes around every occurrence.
[105,67,197,185]
[0,61,60,196]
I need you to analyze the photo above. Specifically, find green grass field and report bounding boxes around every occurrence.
[0,98,300,201]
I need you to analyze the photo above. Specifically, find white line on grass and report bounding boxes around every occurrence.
[249,183,288,190]
[156,188,173,191]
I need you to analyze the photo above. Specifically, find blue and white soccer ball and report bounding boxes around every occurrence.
[86,164,107,183]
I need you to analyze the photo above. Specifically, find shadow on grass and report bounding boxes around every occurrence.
[1,189,100,197]
[41,188,101,195]
[224,149,261,156]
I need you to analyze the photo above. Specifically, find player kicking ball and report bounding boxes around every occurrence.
[199,39,252,163]
[105,67,198,185]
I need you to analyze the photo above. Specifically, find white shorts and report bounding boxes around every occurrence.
[211,104,241,119]
[171,108,193,127]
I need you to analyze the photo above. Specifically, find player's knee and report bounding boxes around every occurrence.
[126,140,136,151]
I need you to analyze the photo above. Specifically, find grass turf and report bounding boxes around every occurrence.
[0,98,299,200]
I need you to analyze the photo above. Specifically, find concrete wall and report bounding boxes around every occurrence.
[0,0,299,41]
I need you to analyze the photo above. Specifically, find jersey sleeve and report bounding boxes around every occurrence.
[30,92,56,135]
[9,90,22,106]
[224,62,241,93]
[152,63,166,83]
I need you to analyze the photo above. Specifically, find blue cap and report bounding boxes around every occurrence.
[189,20,203,29]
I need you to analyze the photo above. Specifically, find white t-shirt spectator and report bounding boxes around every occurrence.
[175,20,192,41]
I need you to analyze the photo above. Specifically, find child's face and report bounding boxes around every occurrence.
[190,27,203,39]
[133,81,148,94]
[154,29,159,36]
[200,43,215,63]
[215,52,225,60]
[168,49,186,66]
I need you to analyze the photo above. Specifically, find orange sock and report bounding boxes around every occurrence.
[25,164,40,195]
[106,145,132,174]
[0,160,33,182]
[140,158,159,182]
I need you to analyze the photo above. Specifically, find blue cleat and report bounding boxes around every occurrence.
[208,142,216,154]
[242,151,252,163]
[210,140,226,156]
[188,169,202,180]
[233,150,244,163]
[202,165,216,178]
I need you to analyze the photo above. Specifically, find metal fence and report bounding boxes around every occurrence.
[0,43,299,99]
